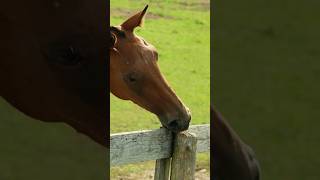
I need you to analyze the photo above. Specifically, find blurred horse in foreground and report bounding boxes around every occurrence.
[0,0,107,146]
[212,106,261,180]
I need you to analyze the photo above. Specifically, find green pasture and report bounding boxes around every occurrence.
[110,0,210,178]
[0,98,106,180]
[214,0,320,179]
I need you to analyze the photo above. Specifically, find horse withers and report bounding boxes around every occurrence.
[110,5,191,133]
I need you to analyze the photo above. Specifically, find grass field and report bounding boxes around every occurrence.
[214,1,320,179]
[0,98,107,180]
[110,0,210,179]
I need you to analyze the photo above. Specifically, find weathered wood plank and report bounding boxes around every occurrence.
[110,124,210,166]
[110,128,173,166]
[189,124,210,153]
[154,158,171,180]
[170,132,197,180]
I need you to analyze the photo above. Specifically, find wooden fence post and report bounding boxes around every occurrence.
[170,131,197,180]
[111,125,209,179]
[154,158,171,180]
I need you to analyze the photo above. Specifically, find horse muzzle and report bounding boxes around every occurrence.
[160,107,191,133]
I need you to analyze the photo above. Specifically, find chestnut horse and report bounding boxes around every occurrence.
[0,3,190,147]
[0,0,107,146]
[111,6,260,179]
[110,6,191,132]
[1,1,259,178]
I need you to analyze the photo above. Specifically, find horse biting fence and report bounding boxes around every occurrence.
[110,124,210,180]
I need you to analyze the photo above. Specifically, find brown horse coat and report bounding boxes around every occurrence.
[212,106,260,180]
[0,0,107,146]
[1,3,190,147]
[109,6,191,132]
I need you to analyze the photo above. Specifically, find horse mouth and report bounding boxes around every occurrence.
[159,110,191,133]
[164,122,189,133]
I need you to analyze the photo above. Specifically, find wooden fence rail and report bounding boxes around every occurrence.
[110,124,210,180]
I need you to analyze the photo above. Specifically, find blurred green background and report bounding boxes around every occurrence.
[214,1,320,179]
[110,0,210,179]
[0,98,106,179]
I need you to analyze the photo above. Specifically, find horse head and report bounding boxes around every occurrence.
[0,0,107,146]
[110,6,191,132]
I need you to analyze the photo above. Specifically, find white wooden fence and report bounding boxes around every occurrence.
[110,124,210,180]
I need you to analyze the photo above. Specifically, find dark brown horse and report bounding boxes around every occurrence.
[0,1,107,146]
[212,106,260,180]
[110,6,191,132]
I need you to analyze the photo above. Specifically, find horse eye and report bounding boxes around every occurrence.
[125,73,139,84]
[45,45,82,66]
[128,74,137,82]
[57,46,82,65]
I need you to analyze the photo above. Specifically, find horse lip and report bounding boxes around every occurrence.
[159,116,190,133]
[163,123,189,133]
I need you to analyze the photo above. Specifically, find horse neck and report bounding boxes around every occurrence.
[211,106,260,180]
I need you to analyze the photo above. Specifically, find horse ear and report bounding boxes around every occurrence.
[110,32,117,48]
[121,5,148,32]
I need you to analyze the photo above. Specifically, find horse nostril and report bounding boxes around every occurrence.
[168,119,179,129]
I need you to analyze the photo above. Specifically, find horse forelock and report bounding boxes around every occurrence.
[110,26,126,38]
